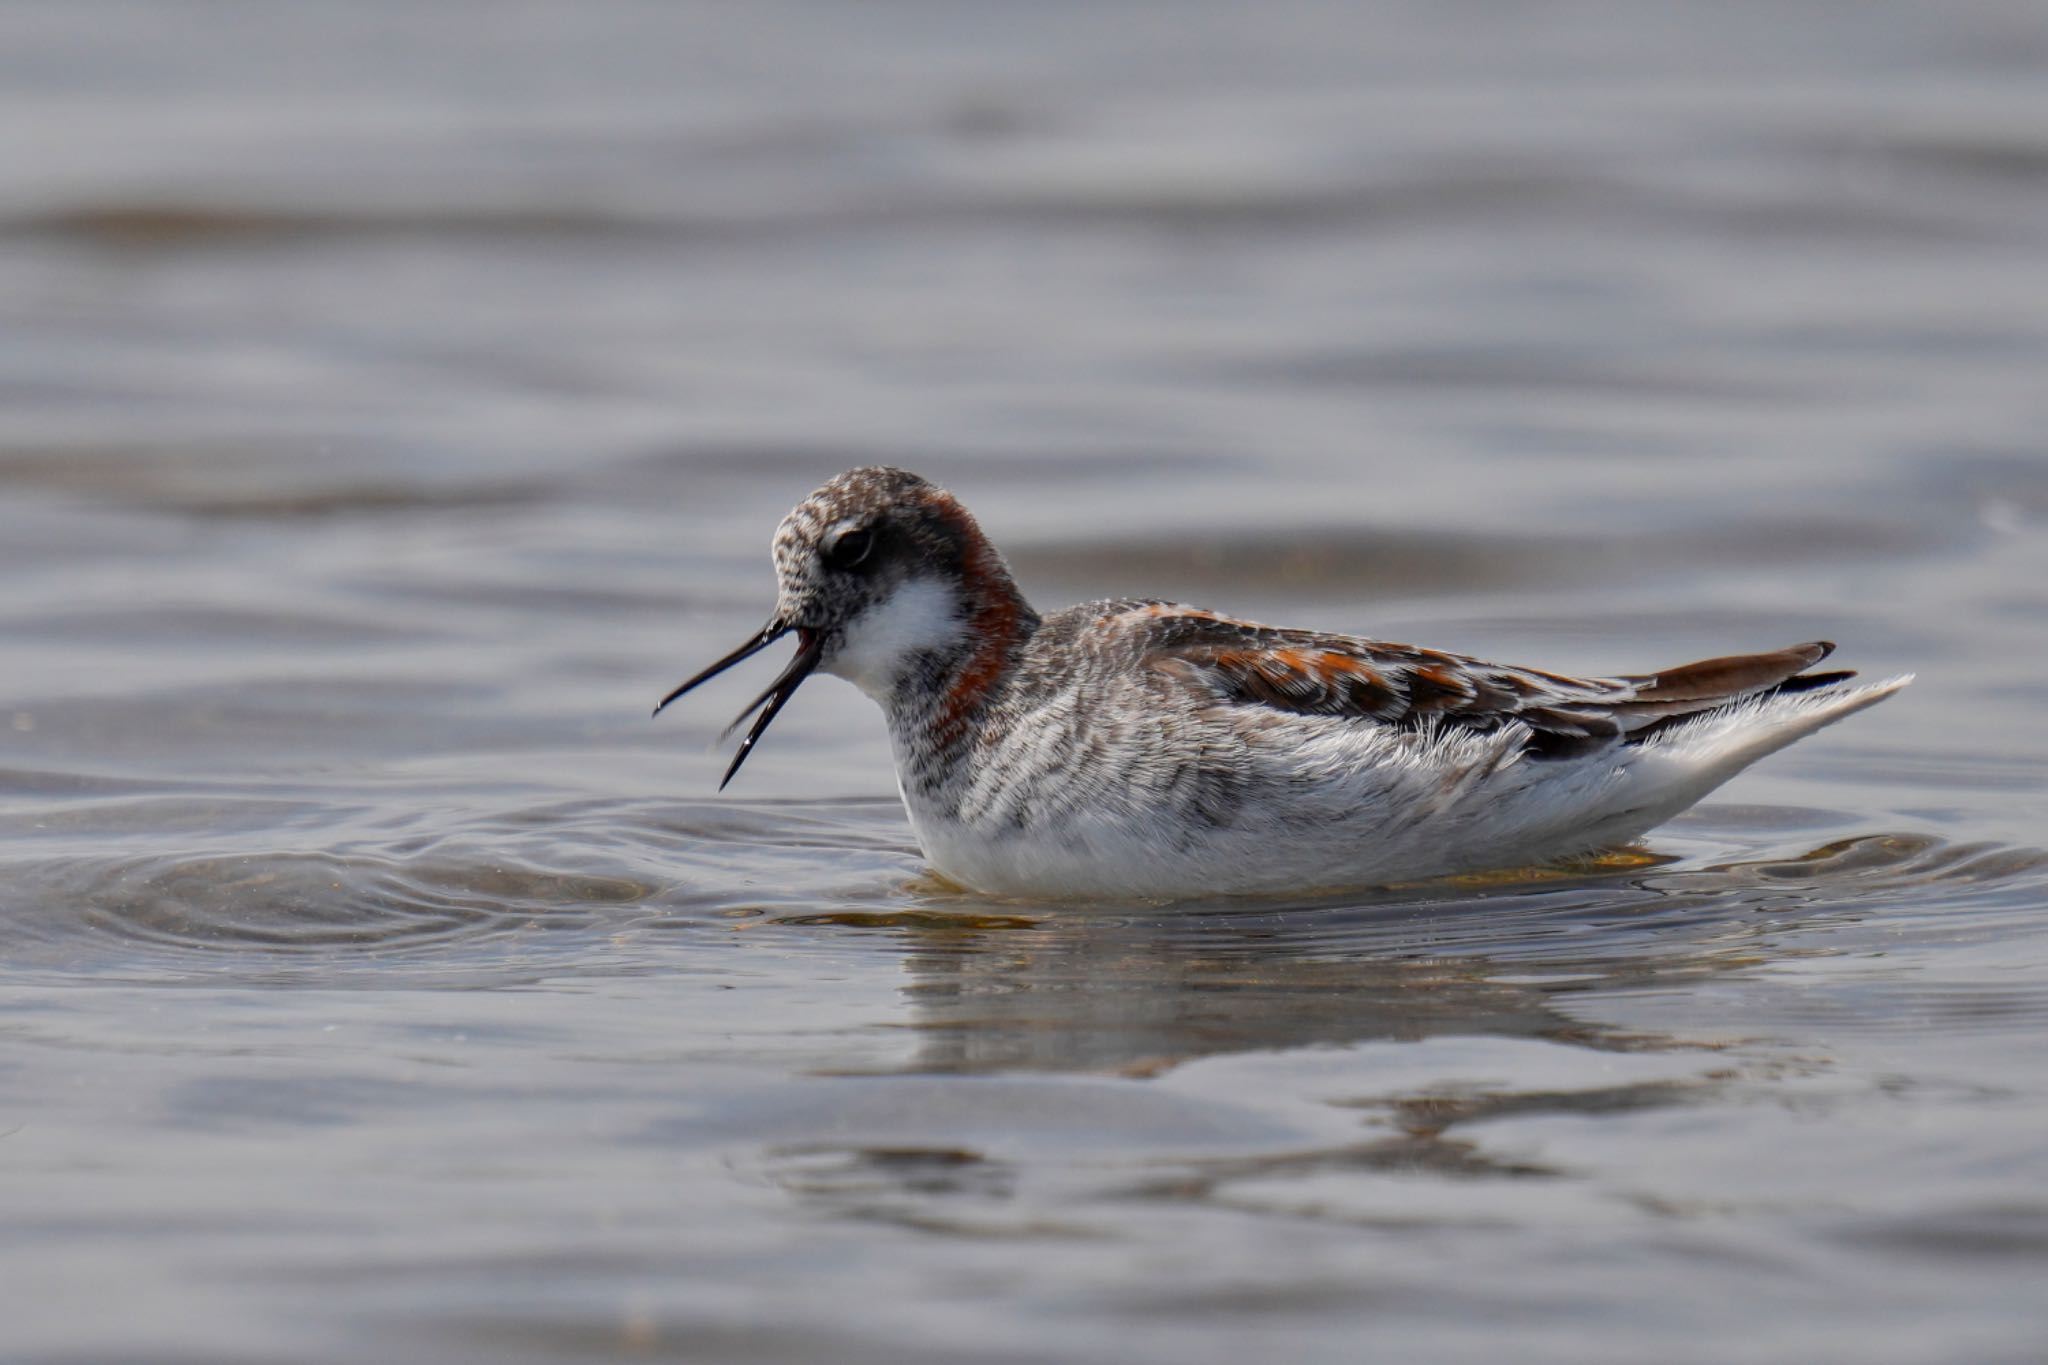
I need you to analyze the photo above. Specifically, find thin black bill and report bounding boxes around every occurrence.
[653,622,824,789]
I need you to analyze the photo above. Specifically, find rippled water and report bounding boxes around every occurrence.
[5,2,2048,1361]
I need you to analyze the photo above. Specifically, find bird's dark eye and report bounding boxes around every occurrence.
[822,525,875,570]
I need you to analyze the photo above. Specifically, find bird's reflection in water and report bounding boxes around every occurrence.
[752,832,2032,1233]
[786,834,1975,1079]
[898,927,1621,1078]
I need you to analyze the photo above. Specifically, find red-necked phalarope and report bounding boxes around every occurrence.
[655,467,1910,899]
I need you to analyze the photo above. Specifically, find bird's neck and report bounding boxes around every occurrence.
[877,569,1039,793]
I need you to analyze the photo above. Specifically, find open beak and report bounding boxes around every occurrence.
[653,621,824,790]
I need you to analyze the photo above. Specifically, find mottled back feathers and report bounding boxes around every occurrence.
[1106,601,1846,758]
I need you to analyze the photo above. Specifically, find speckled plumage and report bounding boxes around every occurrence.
[657,467,1910,900]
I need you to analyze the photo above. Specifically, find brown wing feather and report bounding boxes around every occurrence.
[1619,641,1834,704]
[1128,603,1850,755]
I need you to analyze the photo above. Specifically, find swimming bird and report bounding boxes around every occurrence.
[655,467,1908,899]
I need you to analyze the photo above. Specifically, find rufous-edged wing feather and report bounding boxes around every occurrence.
[1134,605,1856,754]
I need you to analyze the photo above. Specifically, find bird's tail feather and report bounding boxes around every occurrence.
[1556,674,1912,853]
[1658,673,1912,774]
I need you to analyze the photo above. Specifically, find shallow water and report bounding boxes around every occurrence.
[4,2,2048,1361]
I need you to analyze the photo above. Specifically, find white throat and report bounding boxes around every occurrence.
[822,577,966,701]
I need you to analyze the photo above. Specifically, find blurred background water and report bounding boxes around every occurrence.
[3,2,2048,1361]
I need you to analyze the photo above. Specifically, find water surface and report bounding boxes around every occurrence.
[3,2,2047,1361]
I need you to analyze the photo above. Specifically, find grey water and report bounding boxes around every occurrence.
[3,2,2048,1361]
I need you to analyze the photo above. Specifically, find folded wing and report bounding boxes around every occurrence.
[1132,605,1847,758]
